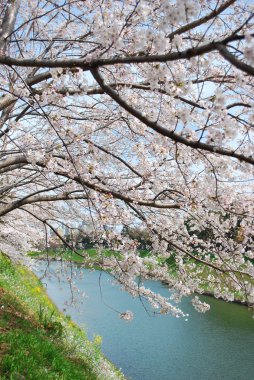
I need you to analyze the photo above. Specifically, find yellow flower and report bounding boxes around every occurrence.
[93,335,102,346]
[33,286,41,294]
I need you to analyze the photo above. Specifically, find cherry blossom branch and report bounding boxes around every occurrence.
[91,68,254,166]
[20,207,88,259]
[217,44,254,76]
[82,138,143,177]
[167,0,237,40]
[0,35,248,69]
[0,192,88,217]
[0,155,181,216]
[128,202,252,279]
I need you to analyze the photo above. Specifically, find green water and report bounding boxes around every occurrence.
[37,263,254,380]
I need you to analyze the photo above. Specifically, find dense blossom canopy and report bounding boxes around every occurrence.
[0,0,254,317]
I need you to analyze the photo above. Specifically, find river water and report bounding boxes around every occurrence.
[36,262,254,380]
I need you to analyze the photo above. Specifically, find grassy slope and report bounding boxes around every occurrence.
[0,253,125,380]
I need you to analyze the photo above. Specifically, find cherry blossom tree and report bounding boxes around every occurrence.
[0,0,254,318]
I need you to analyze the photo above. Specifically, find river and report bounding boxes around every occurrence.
[36,262,254,380]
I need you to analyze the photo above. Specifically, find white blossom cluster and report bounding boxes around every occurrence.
[191,296,210,313]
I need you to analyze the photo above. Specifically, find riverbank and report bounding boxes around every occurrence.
[0,253,126,380]
[30,249,252,308]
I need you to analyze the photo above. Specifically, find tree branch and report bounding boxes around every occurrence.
[0,0,20,52]
[91,68,254,166]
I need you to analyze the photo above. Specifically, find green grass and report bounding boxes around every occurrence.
[0,253,125,380]
[28,248,122,263]
[0,317,96,380]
